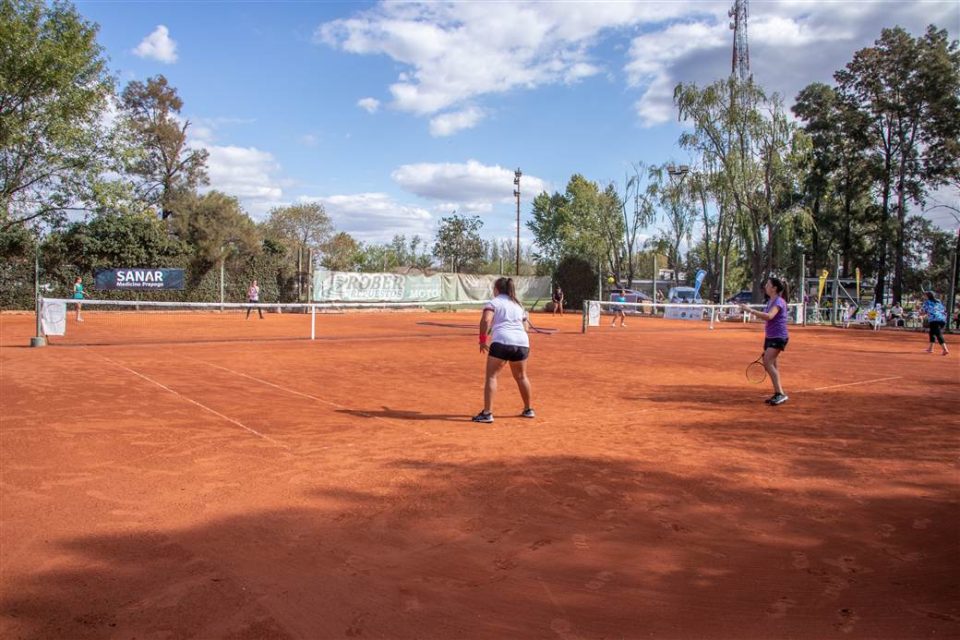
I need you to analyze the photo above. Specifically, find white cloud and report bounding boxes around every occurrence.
[316,2,682,123]
[357,97,380,113]
[203,145,285,217]
[133,25,178,64]
[391,160,548,214]
[317,1,958,131]
[300,193,433,242]
[625,1,959,126]
[300,133,319,147]
[429,107,485,137]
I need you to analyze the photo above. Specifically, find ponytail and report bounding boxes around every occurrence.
[766,276,788,300]
[494,276,522,307]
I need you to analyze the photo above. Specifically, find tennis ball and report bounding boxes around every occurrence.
[607,276,615,284]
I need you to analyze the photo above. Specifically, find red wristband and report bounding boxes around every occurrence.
[479,333,488,345]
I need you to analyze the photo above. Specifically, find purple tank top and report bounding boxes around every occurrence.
[765,297,789,339]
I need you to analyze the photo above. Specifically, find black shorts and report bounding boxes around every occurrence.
[488,342,530,362]
[764,337,788,351]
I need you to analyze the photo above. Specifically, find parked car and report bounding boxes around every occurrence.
[726,290,753,304]
[667,286,702,303]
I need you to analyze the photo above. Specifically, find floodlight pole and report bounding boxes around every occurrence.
[514,168,522,276]
[666,164,690,291]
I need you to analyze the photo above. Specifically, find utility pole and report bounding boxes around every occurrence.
[514,168,522,276]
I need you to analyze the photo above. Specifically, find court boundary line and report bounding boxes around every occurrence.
[794,375,903,393]
[192,358,437,437]
[88,350,289,448]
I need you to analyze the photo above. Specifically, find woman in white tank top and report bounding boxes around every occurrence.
[472,277,534,423]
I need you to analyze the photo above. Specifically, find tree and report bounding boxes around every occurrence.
[265,202,333,254]
[321,232,361,271]
[835,25,960,304]
[675,78,813,298]
[618,163,657,287]
[648,164,697,284]
[527,191,571,269]
[0,0,115,229]
[167,191,259,284]
[433,213,485,273]
[793,82,875,277]
[264,202,333,297]
[119,75,208,219]
[527,175,624,278]
[553,255,597,310]
[60,211,185,273]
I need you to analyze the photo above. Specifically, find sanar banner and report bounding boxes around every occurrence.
[313,271,550,303]
[95,268,185,290]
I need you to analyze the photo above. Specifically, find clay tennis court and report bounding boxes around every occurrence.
[1,310,957,639]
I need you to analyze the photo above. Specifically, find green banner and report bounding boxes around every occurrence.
[313,271,550,303]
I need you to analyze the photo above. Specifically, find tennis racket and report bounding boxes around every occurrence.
[525,298,556,334]
[527,319,557,335]
[745,354,766,383]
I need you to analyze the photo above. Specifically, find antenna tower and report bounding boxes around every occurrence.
[729,0,750,81]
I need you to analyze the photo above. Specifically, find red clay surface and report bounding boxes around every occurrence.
[1,310,958,639]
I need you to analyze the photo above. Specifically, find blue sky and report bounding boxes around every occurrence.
[76,1,959,244]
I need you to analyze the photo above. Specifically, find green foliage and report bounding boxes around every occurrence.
[527,175,624,278]
[833,24,960,303]
[433,213,485,273]
[264,202,333,254]
[0,0,115,228]
[553,255,597,310]
[320,231,361,271]
[0,223,35,308]
[675,77,814,296]
[903,216,955,298]
[60,211,185,273]
[119,75,209,219]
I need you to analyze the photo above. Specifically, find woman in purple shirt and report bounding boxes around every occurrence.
[740,276,790,406]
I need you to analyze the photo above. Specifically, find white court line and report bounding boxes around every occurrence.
[89,351,289,448]
[795,375,903,393]
[193,359,436,436]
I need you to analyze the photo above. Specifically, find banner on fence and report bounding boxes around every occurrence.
[95,268,185,291]
[664,305,706,321]
[40,299,66,336]
[588,301,601,326]
[312,271,551,303]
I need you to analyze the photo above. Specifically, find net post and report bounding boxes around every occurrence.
[31,239,46,347]
[581,300,588,333]
[31,295,47,347]
[310,304,316,340]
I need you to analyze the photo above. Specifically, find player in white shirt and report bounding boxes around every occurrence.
[473,277,534,423]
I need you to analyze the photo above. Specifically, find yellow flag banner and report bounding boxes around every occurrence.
[855,268,861,301]
[817,269,829,303]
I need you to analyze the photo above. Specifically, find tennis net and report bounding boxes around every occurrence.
[581,300,804,332]
[38,297,493,345]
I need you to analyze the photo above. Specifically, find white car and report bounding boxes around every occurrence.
[667,286,702,303]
